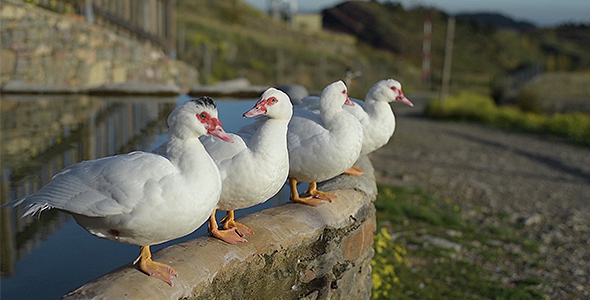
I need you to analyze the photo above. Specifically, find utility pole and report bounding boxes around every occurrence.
[421,11,432,87]
[440,16,455,102]
[84,0,94,23]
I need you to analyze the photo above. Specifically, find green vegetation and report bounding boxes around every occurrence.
[425,92,590,146]
[324,2,544,93]
[372,227,408,299]
[372,184,546,299]
[176,0,590,98]
[176,0,415,97]
[323,2,590,93]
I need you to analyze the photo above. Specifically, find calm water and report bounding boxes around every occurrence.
[0,94,291,300]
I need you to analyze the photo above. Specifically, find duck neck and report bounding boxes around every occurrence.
[319,102,342,127]
[166,135,215,175]
[322,107,354,134]
[249,119,289,157]
[364,99,394,122]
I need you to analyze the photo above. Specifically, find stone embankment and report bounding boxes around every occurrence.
[1,0,198,92]
[61,156,377,300]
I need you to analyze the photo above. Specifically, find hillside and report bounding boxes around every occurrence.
[175,0,419,97]
[323,1,590,92]
[455,12,536,32]
[528,23,590,71]
[176,0,590,96]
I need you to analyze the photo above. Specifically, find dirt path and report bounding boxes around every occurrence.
[370,92,590,298]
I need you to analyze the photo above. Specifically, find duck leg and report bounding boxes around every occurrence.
[289,178,332,206]
[133,245,177,286]
[208,209,247,244]
[343,165,364,176]
[221,210,254,236]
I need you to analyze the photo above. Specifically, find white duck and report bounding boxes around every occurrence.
[286,80,363,206]
[199,88,292,244]
[4,97,232,286]
[298,79,413,174]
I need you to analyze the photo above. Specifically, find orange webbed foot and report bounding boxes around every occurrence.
[343,165,364,176]
[210,226,248,244]
[221,210,254,236]
[305,181,336,202]
[289,178,334,206]
[134,246,177,286]
[208,209,248,244]
[309,190,337,202]
[291,195,329,206]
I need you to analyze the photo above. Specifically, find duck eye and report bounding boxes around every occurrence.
[271,98,277,103]
[199,113,207,119]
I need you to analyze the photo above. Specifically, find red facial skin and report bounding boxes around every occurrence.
[243,96,278,117]
[342,89,355,106]
[197,111,233,142]
[390,86,414,107]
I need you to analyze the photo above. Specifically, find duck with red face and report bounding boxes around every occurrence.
[3,97,233,286]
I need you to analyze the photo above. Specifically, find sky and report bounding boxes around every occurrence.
[244,0,590,27]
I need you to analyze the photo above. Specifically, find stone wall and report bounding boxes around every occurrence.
[61,156,377,300]
[1,0,198,91]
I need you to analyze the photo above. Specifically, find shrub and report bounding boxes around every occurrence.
[372,227,408,300]
[425,92,590,146]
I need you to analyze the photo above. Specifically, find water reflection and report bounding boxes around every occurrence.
[1,94,176,278]
[0,94,291,299]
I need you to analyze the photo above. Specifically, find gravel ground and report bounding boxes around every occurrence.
[370,93,590,299]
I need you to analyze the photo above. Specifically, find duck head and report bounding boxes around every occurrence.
[168,96,233,142]
[243,87,293,120]
[319,80,355,113]
[369,79,413,107]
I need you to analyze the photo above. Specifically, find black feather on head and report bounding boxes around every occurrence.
[190,96,217,110]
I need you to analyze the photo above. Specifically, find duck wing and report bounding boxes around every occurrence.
[236,115,267,138]
[287,109,329,153]
[200,133,248,164]
[16,152,176,218]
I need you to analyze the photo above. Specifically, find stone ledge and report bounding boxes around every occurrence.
[1,81,81,94]
[61,157,377,300]
[0,81,182,96]
[188,85,270,98]
[86,82,181,96]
